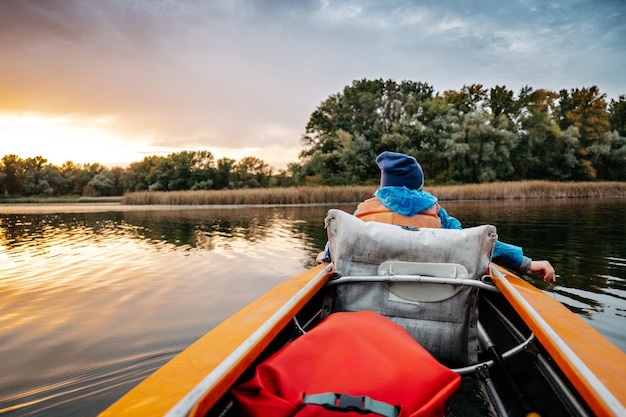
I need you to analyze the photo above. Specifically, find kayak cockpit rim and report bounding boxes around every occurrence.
[490,265,626,416]
[164,261,625,417]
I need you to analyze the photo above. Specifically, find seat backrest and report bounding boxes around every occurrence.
[325,209,498,365]
[325,208,497,279]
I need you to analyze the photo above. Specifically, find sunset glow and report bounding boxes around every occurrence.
[1,113,152,167]
[0,113,300,169]
[0,1,623,171]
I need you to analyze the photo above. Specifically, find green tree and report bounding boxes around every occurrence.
[443,84,487,114]
[1,155,24,195]
[126,156,164,191]
[604,133,626,181]
[21,156,57,196]
[488,85,516,120]
[189,150,215,190]
[284,162,305,186]
[270,168,296,187]
[235,156,272,188]
[0,170,5,195]
[415,89,519,184]
[487,85,518,133]
[608,95,626,137]
[605,95,626,180]
[40,166,66,195]
[550,126,581,180]
[146,150,217,191]
[514,88,562,179]
[109,166,127,195]
[59,161,91,195]
[81,163,108,195]
[558,86,611,180]
[301,79,435,184]
[301,79,385,170]
[149,158,173,191]
[446,110,518,183]
[416,96,456,182]
[167,151,194,190]
[214,157,236,189]
[87,171,116,196]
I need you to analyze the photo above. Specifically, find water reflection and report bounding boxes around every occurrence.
[0,204,343,416]
[119,206,333,263]
[0,200,624,416]
[445,197,626,325]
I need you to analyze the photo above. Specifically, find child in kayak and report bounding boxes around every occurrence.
[318,151,556,283]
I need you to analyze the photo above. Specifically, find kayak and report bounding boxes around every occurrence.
[100,209,626,417]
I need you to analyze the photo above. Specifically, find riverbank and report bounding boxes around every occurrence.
[3,181,626,206]
[0,196,123,204]
[121,181,626,205]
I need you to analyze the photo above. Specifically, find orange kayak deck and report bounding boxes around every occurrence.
[101,263,626,417]
[491,265,626,417]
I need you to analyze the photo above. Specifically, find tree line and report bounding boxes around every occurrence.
[0,153,288,197]
[297,80,626,185]
[1,79,625,197]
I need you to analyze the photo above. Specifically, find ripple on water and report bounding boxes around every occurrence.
[0,343,186,416]
[1,207,316,416]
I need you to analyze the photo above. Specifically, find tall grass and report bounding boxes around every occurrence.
[429,181,626,200]
[121,181,626,205]
[122,186,378,205]
[0,196,123,204]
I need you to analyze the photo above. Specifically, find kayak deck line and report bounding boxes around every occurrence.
[100,263,626,417]
[490,265,626,417]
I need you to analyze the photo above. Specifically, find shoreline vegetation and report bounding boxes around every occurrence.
[122,181,626,205]
[0,196,123,204]
[2,181,626,206]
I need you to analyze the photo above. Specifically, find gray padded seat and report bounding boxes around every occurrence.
[325,208,497,365]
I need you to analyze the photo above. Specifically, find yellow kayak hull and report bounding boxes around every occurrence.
[101,263,626,417]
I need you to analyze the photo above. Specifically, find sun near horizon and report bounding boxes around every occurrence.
[0,112,157,168]
[1,112,298,170]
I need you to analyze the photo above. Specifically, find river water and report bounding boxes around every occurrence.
[1,199,625,416]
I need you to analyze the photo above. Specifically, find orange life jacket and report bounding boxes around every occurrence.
[355,197,442,228]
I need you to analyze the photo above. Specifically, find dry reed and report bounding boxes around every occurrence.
[121,181,626,205]
[428,181,626,201]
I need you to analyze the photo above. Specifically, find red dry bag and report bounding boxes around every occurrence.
[232,311,460,417]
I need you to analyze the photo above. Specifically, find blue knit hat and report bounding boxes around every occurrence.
[376,151,424,190]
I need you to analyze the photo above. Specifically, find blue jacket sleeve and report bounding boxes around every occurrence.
[492,241,531,273]
[438,205,531,274]
[320,241,331,263]
[437,206,462,230]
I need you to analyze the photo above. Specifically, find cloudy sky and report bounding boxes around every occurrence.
[1,0,624,170]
